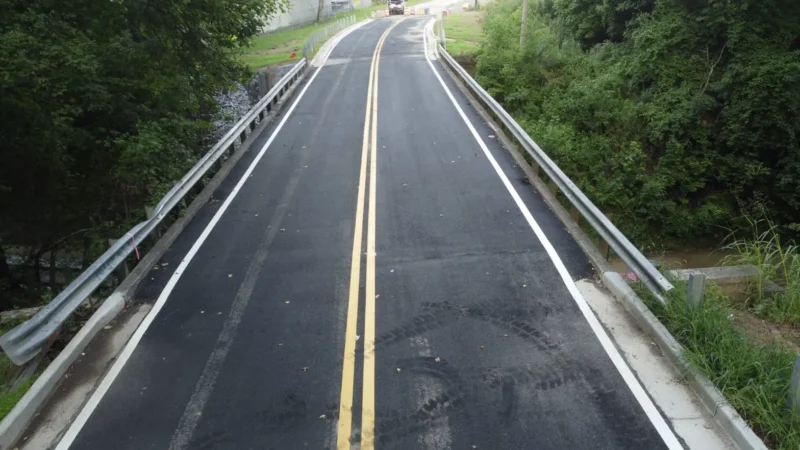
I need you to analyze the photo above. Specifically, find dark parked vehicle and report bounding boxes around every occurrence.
[388,0,405,15]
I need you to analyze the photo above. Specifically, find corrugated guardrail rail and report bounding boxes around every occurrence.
[437,44,674,300]
[0,59,310,366]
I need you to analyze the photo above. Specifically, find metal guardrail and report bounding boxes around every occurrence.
[436,44,674,301]
[303,14,356,59]
[0,59,310,366]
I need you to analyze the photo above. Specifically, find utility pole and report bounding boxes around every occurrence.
[520,0,529,47]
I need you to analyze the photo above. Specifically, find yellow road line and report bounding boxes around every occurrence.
[335,27,377,450]
[362,17,404,450]
[336,19,403,450]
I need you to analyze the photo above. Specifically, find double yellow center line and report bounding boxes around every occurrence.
[337,19,404,450]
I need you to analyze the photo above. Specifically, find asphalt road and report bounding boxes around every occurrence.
[58,17,680,450]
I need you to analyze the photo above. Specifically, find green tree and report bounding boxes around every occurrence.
[0,0,285,308]
[478,0,800,244]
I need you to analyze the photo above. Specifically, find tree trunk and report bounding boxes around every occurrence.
[520,0,529,47]
[82,235,92,270]
[31,246,44,285]
[317,0,325,22]
[49,249,58,290]
[0,245,12,287]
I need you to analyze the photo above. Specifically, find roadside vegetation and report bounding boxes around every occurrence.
[639,278,800,449]
[628,218,800,448]
[474,0,800,247]
[725,218,800,326]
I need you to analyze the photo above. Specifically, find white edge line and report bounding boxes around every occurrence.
[55,25,362,450]
[422,20,683,450]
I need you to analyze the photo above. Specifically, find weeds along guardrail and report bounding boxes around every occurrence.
[303,14,356,59]
[436,44,674,301]
[0,59,310,366]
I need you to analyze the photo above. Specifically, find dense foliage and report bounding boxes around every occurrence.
[476,0,800,246]
[0,0,284,307]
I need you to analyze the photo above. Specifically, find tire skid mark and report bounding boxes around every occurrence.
[421,301,560,352]
[481,364,583,423]
[368,357,468,445]
[374,312,453,349]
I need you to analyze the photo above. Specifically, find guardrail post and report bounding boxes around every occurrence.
[439,18,446,49]
[687,273,706,309]
[108,239,129,282]
[258,71,269,98]
[145,206,163,239]
[547,179,558,195]
[569,206,581,224]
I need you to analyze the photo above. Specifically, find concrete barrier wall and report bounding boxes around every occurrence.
[261,0,369,34]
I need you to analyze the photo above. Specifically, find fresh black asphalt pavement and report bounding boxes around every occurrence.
[65,17,672,450]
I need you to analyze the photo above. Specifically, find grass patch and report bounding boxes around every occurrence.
[442,10,483,57]
[723,218,800,326]
[239,52,297,69]
[0,316,41,420]
[0,373,36,421]
[637,279,800,448]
